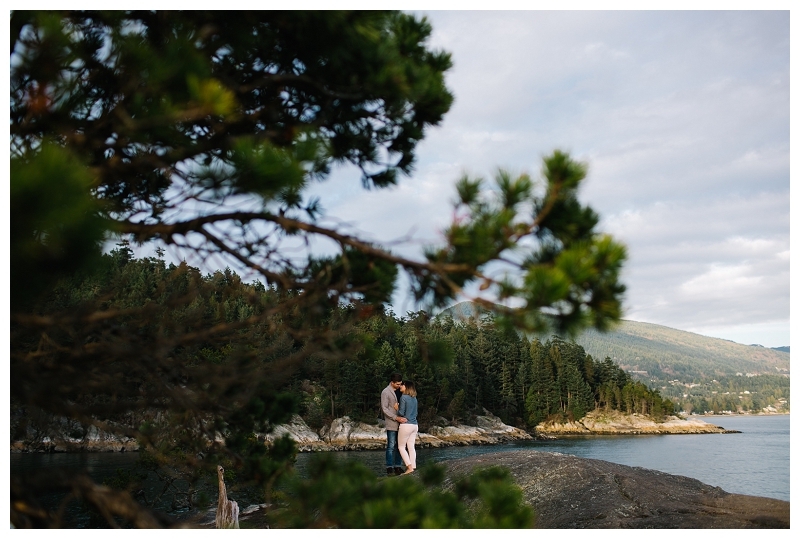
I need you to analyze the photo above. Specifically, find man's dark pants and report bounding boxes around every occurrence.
[385,429,402,468]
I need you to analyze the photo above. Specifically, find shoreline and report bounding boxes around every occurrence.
[10,409,777,454]
[692,412,789,417]
[532,409,741,437]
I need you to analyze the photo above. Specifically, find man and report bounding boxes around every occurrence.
[381,372,408,476]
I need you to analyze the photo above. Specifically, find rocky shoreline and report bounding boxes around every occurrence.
[443,451,789,528]
[190,448,789,529]
[264,412,534,452]
[11,409,739,453]
[9,410,535,453]
[534,409,740,436]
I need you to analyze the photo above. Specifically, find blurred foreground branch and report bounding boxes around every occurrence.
[10,10,625,528]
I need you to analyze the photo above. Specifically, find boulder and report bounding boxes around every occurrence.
[427,424,497,445]
[428,414,532,445]
[263,415,329,451]
[314,416,449,450]
[320,416,386,450]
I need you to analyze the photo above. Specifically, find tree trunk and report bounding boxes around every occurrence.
[216,466,239,529]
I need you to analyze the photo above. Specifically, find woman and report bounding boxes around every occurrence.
[394,380,419,474]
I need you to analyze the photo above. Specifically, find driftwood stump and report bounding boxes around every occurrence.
[215,465,239,529]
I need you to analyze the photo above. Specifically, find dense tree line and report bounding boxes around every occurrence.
[304,311,676,428]
[13,250,672,443]
[10,11,626,528]
[661,375,791,415]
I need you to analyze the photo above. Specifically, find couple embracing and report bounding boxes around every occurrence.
[381,372,419,476]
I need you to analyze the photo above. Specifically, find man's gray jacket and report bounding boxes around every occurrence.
[381,384,401,431]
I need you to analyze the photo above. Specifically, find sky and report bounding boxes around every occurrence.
[111,8,791,349]
[298,9,791,348]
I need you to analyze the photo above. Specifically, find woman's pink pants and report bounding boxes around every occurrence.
[398,423,418,469]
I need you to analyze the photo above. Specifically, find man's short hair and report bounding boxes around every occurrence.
[390,372,403,383]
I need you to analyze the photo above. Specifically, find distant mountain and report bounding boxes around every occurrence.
[437,301,488,322]
[574,320,790,382]
[436,302,790,383]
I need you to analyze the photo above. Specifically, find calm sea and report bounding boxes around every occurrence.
[294,414,790,502]
[10,414,790,526]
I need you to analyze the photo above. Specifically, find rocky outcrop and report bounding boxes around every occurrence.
[11,422,138,453]
[534,410,736,436]
[19,409,734,454]
[262,415,329,451]
[319,417,385,450]
[443,450,790,528]
[317,417,447,450]
[265,413,531,452]
[428,414,533,445]
[12,411,530,453]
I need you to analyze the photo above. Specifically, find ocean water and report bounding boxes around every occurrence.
[294,414,790,501]
[10,414,790,526]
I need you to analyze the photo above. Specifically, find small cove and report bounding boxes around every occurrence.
[10,414,789,527]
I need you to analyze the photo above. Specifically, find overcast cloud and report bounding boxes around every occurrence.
[306,10,790,347]
[131,10,789,348]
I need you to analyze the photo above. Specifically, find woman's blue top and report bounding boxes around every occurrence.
[397,395,418,425]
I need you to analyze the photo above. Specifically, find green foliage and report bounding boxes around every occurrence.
[10,10,627,528]
[11,248,310,500]
[102,468,148,492]
[422,161,627,337]
[307,246,399,305]
[270,454,533,528]
[447,389,467,423]
[13,249,661,440]
[671,375,790,414]
[522,337,675,425]
[451,466,534,528]
[10,141,107,309]
[298,381,329,429]
[10,10,455,314]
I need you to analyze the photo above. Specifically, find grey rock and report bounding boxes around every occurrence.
[442,450,789,528]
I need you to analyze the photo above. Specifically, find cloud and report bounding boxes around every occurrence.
[416,11,789,213]
[148,11,789,348]
[598,189,788,335]
[601,192,789,246]
[410,10,789,346]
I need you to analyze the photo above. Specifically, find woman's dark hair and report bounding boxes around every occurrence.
[402,380,417,397]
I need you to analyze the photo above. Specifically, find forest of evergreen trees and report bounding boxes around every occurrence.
[660,375,790,415]
[14,247,675,434]
[575,322,790,383]
[296,308,676,429]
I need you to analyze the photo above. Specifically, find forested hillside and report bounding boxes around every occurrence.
[575,322,790,414]
[442,302,789,380]
[13,250,673,437]
[439,302,790,415]
[576,321,789,380]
